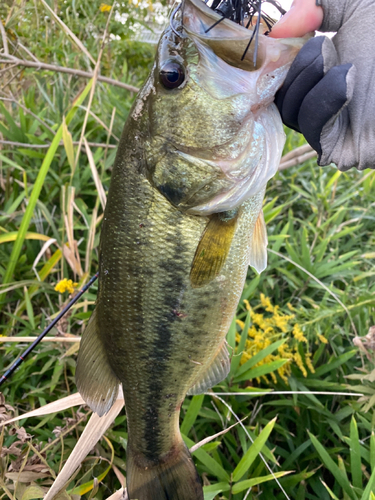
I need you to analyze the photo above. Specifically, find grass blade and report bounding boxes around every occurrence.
[62,117,75,172]
[70,436,114,495]
[313,350,357,377]
[0,393,85,427]
[234,339,286,378]
[308,432,356,500]
[321,480,341,500]
[229,311,251,377]
[232,417,276,482]
[361,464,375,499]
[181,395,204,436]
[84,138,107,210]
[350,417,362,490]
[203,482,230,500]
[233,359,288,384]
[371,432,375,471]
[183,434,229,482]
[0,232,52,244]
[232,470,292,494]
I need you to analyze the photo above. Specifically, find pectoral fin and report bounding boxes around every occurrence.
[188,342,230,395]
[76,309,120,417]
[190,210,239,288]
[248,210,268,273]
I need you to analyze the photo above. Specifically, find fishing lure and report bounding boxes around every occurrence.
[204,0,286,61]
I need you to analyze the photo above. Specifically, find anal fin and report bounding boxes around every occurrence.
[188,342,230,395]
[76,309,120,417]
[190,209,239,288]
[249,210,268,273]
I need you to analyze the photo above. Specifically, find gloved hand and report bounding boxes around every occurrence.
[273,0,375,172]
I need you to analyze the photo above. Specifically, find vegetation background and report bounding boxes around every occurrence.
[1,1,375,499]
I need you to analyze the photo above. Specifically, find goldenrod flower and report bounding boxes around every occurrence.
[248,326,258,338]
[251,312,266,329]
[305,352,315,373]
[236,319,245,329]
[243,299,251,311]
[55,278,78,295]
[278,362,291,383]
[294,351,307,377]
[272,313,292,333]
[235,294,325,386]
[260,293,274,313]
[318,334,328,344]
[100,3,112,12]
[278,344,294,359]
[292,324,307,343]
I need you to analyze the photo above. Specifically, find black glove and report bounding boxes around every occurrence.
[275,0,375,171]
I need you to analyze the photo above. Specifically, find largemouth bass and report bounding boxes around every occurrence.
[76,2,307,498]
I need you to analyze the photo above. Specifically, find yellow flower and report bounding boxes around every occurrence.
[248,326,258,338]
[235,294,318,386]
[260,293,274,313]
[305,352,315,374]
[292,324,307,343]
[251,312,266,329]
[278,362,292,383]
[278,344,294,359]
[318,334,328,344]
[100,3,112,12]
[236,319,245,329]
[243,299,251,311]
[294,351,307,377]
[55,278,78,295]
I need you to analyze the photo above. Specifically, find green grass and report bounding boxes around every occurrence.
[1,1,375,499]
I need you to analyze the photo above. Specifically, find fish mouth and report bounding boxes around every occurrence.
[182,0,309,72]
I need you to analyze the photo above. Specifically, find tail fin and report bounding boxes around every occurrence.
[126,440,203,500]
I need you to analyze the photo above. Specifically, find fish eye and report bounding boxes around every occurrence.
[159,61,185,89]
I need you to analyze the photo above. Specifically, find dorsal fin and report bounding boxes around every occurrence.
[190,209,239,288]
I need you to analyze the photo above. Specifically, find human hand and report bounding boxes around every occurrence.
[270,0,323,38]
[271,0,375,171]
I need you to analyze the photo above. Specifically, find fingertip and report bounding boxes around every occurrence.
[269,0,323,39]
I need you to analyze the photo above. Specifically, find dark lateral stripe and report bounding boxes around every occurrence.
[143,221,189,459]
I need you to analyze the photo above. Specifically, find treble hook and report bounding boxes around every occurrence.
[170,2,182,38]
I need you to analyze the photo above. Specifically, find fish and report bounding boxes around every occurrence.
[75,1,307,499]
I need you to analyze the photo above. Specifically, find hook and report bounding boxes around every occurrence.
[170,3,182,38]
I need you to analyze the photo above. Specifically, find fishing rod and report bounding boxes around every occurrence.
[0,272,99,388]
